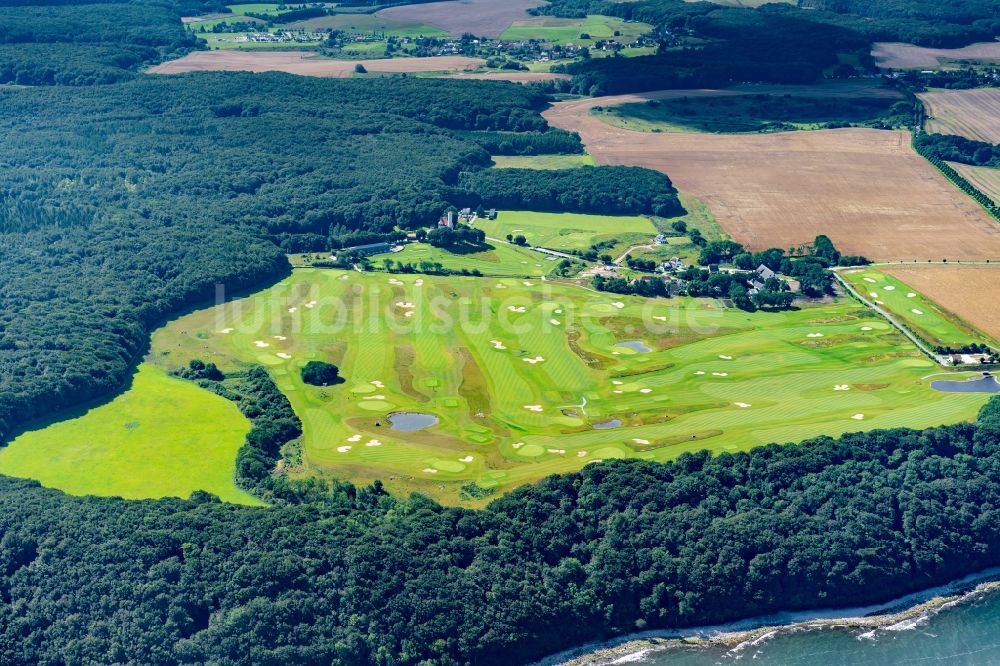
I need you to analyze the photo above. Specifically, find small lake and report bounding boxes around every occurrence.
[593,419,622,430]
[616,340,652,353]
[388,412,439,431]
[931,376,1000,394]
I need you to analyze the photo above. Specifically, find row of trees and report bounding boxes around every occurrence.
[458,129,584,156]
[0,398,999,663]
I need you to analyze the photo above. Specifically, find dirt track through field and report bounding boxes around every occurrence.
[543,89,1000,262]
[920,88,1000,144]
[148,51,485,77]
[881,264,1000,342]
[375,0,544,37]
[873,41,1000,70]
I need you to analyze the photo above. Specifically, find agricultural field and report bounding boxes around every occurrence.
[491,154,595,169]
[146,270,988,504]
[840,268,995,349]
[881,264,1000,344]
[920,87,1000,144]
[148,51,485,76]
[386,241,561,276]
[544,91,1000,262]
[436,71,571,83]
[950,162,1000,202]
[594,93,906,134]
[474,210,657,255]
[873,41,1000,70]
[286,14,448,38]
[375,0,544,38]
[0,365,260,505]
[499,15,652,47]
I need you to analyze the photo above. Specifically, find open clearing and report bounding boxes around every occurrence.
[880,264,1000,343]
[841,267,994,349]
[920,88,1000,144]
[475,210,656,254]
[873,41,1000,70]
[287,14,447,37]
[499,15,652,46]
[146,270,985,503]
[376,0,544,38]
[148,51,484,76]
[388,241,558,276]
[492,154,595,169]
[544,89,1000,261]
[950,162,1000,202]
[0,365,259,505]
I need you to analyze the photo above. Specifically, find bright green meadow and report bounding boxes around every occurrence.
[491,154,595,170]
[475,210,657,255]
[500,15,652,46]
[388,241,560,276]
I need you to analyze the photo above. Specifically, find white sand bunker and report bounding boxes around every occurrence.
[274,335,287,340]
[851,413,865,420]
[806,333,824,338]
[523,405,543,412]
[523,281,534,286]
[577,451,587,457]
[719,354,733,360]
[611,351,620,355]
[883,285,895,291]
[549,319,561,326]
[365,439,382,447]
[459,455,473,463]
[336,446,352,453]
[869,292,879,298]
[495,283,507,289]
[554,309,563,314]
[547,448,565,454]
[834,384,850,391]
[371,380,384,388]
[304,300,317,309]
[422,468,438,474]
[254,340,270,348]
[735,402,752,408]
[712,372,728,377]
[907,292,916,298]
[632,438,649,445]
[639,388,652,394]
[396,301,415,309]
[507,305,527,313]
[404,311,414,318]
[653,315,667,322]
[414,279,423,286]
[347,434,362,443]
[694,371,705,376]
[523,356,545,364]
[388,278,403,285]
[276,353,291,360]
[512,442,525,449]
[912,309,924,315]
[219,328,233,334]
[288,307,297,313]
[612,302,625,309]
[864,277,876,283]
[612,380,623,385]
[363,394,386,400]
[613,390,623,394]
[338,275,349,281]
[490,340,507,350]
[861,326,873,331]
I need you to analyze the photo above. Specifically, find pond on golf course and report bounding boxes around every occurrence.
[388,412,440,431]
[931,375,1000,393]
[615,340,652,353]
[592,418,622,430]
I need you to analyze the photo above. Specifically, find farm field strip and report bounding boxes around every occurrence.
[148,51,485,76]
[543,90,1000,262]
[920,88,1000,144]
[375,0,545,38]
[499,15,652,46]
[145,270,986,503]
[873,41,1000,70]
[950,162,1000,203]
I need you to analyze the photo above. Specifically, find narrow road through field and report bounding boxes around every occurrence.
[832,268,944,366]
[613,244,655,265]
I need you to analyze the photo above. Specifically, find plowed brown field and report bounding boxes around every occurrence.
[881,264,1000,341]
[920,88,1000,144]
[376,0,543,38]
[873,41,1000,69]
[544,90,1000,261]
[148,51,484,76]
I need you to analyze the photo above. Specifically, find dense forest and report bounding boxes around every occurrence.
[0,72,677,445]
[0,399,997,663]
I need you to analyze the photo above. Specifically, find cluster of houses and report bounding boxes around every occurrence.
[234,30,322,44]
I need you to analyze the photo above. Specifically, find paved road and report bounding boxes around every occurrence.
[831,268,945,366]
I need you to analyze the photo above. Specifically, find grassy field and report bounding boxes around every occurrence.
[491,154,595,169]
[500,15,652,46]
[149,270,988,504]
[288,14,448,37]
[386,241,561,276]
[949,162,1000,203]
[0,365,260,505]
[840,267,993,349]
[475,210,657,255]
[594,94,903,133]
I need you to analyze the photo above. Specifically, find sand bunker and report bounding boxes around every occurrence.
[274,335,287,340]
[735,402,752,408]
[396,301,415,309]
[365,439,382,447]
[577,451,587,457]
[549,319,561,326]
[807,333,824,338]
[405,311,414,318]
[288,307,297,313]
[632,438,650,445]
[719,354,733,360]
[219,328,233,334]
[276,352,292,360]
[523,405,543,412]
[653,315,667,322]
[883,285,895,291]
[861,326,873,331]
[371,380,384,387]
[547,448,565,454]
[870,292,879,298]
[912,309,924,315]
[612,302,625,309]
[422,468,439,474]
[337,446,352,453]
[864,277,876,283]
[254,340,270,348]
[414,279,424,286]
[512,441,525,449]
[363,394,386,400]
[834,384,850,391]
[347,434,362,442]
[523,356,545,364]
[459,455,474,462]
[495,283,507,289]
[523,281,534,286]
[639,388,652,394]
[694,371,705,375]
[852,413,865,420]
[490,340,507,350]
[907,292,916,298]
[507,305,527,313]
[712,372,728,377]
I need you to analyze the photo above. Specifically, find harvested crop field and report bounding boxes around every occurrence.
[880,264,1000,342]
[950,162,1000,203]
[920,88,1000,144]
[544,89,1000,262]
[148,51,485,76]
[873,41,1000,70]
[376,0,544,38]
[438,71,570,83]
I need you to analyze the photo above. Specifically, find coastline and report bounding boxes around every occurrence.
[536,567,1000,666]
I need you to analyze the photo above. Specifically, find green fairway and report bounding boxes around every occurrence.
[500,15,652,46]
[475,210,657,254]
[150,270,988,504]
[492,155,595,169]
[388,241,561,276]
[841,267,994,349]
[0,365,260,505]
